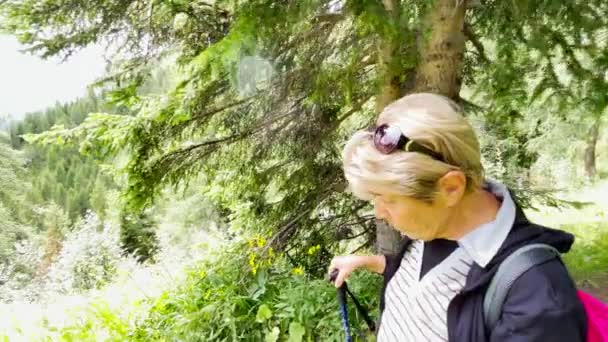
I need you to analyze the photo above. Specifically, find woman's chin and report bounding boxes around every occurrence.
[399,229,433,241]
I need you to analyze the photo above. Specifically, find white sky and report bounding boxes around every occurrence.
[0,34,108,120]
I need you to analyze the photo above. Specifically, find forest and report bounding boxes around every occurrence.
[0,0,607,341]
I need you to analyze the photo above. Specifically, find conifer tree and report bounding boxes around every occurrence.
[4,0,607,258]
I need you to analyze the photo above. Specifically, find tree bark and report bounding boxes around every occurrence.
[375,0,405,254]
[412,0,467,99]
[375,0,402,113]
[374,0,468,255]
[584,115,602,180]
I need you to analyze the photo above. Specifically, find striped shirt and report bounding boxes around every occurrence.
[378,240,473,341]
[377,180,516,341]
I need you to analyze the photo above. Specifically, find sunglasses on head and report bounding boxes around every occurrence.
[372,124,445,162]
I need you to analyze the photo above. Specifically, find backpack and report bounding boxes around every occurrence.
[484,243,608,341]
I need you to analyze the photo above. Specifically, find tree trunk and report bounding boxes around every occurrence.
[412,0,467,98]
[375,0,467,254]
[375,0,405,254]
[376,219,403,254]
[375,0,401,113]
[584,115,602,180]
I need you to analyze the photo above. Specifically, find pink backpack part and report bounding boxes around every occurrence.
[578,290,608,342]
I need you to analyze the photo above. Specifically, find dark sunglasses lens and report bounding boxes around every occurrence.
[374,124,399,154]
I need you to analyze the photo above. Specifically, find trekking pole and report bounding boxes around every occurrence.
[329,269,353,341]
[328,269,376,342]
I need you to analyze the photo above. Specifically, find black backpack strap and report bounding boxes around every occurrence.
[483,243,560,331]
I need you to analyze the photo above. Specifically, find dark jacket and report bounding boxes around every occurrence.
[380,206,587,341]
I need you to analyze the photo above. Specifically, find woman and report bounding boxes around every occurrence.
[329,93,586,341]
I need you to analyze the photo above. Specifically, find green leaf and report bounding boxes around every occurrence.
[265,327,280,342]
[287,322,305,342]
[256,304,273,323]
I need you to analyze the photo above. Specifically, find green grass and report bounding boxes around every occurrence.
[562,221,608,282]
[526,180,608,286]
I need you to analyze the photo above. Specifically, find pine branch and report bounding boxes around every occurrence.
[265,185,341,253]
[313,13,345,24]
[189,95,255,123]
[350,236,375,254]
[149,98,305,185]
[458,96,486,113]
[334,94,373,127]
[464,23,489,64]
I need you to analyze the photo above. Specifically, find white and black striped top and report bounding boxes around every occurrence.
[377,240,474,342]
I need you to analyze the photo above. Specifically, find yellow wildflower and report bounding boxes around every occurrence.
[256,236,267,248]
[307,245,321,255]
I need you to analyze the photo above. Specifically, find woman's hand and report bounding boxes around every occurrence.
[328,255,386,287]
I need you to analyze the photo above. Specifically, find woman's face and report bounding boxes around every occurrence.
[373,193,449,240]
[371,172,466,241]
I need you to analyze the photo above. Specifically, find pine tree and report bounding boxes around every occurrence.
[5,0,607,258]
[0,133,34,271]
[9,95,118,224]
[119,210,159,263]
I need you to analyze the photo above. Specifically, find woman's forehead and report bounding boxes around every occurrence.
[368,189,402,200]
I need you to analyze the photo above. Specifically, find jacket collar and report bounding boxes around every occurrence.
[458,181,516,268]
[460,198,575,293]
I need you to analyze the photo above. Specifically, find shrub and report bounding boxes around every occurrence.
[0,239,44,303]
[131,242,381,341]
[120,210,159,263]
[45,212,123,293]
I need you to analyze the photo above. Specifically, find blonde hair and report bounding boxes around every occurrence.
[342,93,484,202]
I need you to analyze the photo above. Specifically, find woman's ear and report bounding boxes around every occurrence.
[437,171,467,207]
